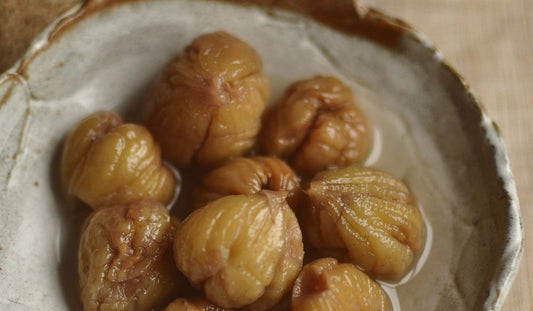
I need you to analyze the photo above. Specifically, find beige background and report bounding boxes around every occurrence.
[1,0,531,309]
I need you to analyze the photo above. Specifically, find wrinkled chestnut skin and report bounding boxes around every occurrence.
[193,156,302,211]
[304,166,425,281]
[260,76,370,177]
[174,191,304,310]
[291,258,391,311]
[61,111,176,208]
[145,31,269,168]
[164,297,230,311]
[78,200,185,311]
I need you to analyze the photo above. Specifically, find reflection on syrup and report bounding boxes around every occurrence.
[388,205,433,287]
[351,80,434,311]
[379,205,434,311]
[163,161,182,211]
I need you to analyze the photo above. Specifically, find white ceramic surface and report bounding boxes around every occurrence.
[0,0,522,310]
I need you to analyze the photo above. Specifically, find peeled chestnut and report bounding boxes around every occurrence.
[145,31,269,168]
[304,166,424,281]
[164,297,229,311]
[78,200,185,311]
[174,191,303,310]
[260,76,370,177]
[61,111,176,208]
[193,156,302,211]
[291,258,391,311]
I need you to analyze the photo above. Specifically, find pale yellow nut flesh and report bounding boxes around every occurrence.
[291,258,391,311]
[304,166,425,281]
[260,76,370,178]
[78,200,185,311]
[164,297,230,311]
[61,111,176,208]
[174,191,303,310]
[145,31,269,168]
[193,156,302,211]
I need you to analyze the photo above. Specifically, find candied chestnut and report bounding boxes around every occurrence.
[193,156,302,211]
[145,31,269,168]
[304,166,425,281]
[61,111,176,209]
[291,258,391,311]
[78,200,185,311]
[260,76,370,177]
[174,191,304,310]
[164,297,229,311]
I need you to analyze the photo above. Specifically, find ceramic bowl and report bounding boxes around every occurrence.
[0,0,522,310]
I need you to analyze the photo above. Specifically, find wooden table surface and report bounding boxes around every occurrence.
[1,0,531,309]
